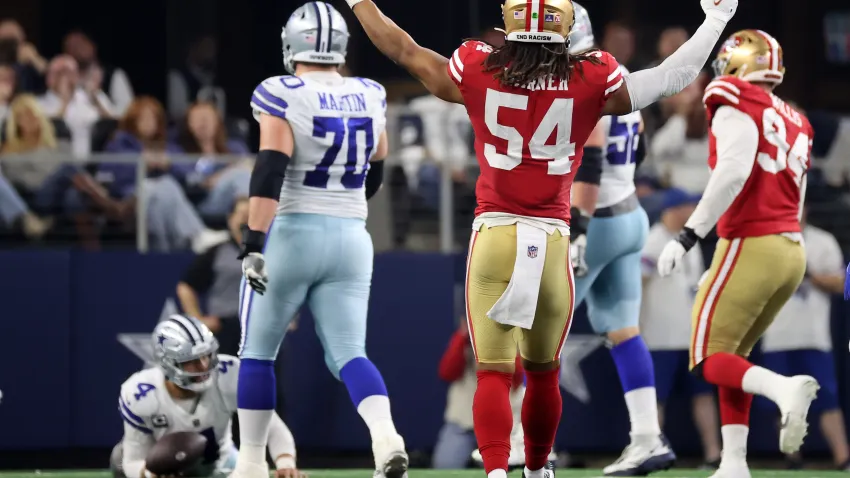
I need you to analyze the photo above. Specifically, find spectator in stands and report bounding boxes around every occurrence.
[761,210,850,470]
[0,169,51,238]
[649,72,710,193]
[62,30,134,116]
[174,101,250,217]
[39,55,116,158]
[640,188,721,469]
[168,35,225,119]
[0,19,46,93]
[601,22,636,69]
[176,196,248,353]
[0,63,16,124]
[104,96,176,154]
[433,320,524,469]
[0,94,118,245]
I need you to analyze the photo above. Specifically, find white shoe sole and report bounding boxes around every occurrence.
[779,376,820,454]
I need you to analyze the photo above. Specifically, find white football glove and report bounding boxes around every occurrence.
[570,234,589,278]
[242,253,269,295]
[657,241,688,277]
[701,0,738,23]
[345,0,365,8]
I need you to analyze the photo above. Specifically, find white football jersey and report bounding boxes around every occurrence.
[250,71,388,220]
[597,68,641,209]
[118,354,241,470]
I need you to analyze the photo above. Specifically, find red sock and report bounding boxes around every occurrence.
[701,352,754,389]
[522,368,562,471]
[474,370,513,474]
[718,386,753,426]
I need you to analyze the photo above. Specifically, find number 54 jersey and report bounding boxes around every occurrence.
[250,73,387,220]
[703,75,814,238]
[449,41,624,224]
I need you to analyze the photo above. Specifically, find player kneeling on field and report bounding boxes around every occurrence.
[111,314,305,478]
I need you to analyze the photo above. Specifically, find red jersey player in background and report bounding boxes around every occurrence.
[657,30,819,478]
[340,0,737,477]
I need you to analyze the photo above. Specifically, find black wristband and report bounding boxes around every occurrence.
[676,227,699,252]
[570,206,591,237]
[240,225,267,255]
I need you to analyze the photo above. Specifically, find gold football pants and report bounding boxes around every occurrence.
[465,225,575,364]
[690,235,806,369]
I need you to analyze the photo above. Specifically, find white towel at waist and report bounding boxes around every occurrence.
[486,222,548,330]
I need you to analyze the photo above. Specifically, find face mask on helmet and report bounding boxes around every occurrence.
[153,314,221,393]
[166,353,220,393]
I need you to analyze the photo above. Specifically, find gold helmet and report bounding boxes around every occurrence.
[712,30,785,85]
[502,0,575,44]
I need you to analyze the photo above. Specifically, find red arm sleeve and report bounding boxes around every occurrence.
[438,331,470,382]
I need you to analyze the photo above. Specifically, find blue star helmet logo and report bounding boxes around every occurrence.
[157,334,167,345]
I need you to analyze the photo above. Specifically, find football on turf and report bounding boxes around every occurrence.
[145,431,207,475]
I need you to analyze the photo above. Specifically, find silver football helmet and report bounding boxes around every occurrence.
[569,2,595,54]
[152,315,220,393]
[283,1,349,74]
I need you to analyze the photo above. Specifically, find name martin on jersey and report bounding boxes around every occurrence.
[317,92,368,113]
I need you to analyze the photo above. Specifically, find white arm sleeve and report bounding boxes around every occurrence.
[623,17,727,112]
[685,106,759,237]
[122,422,155,478]
[266,412,297,467]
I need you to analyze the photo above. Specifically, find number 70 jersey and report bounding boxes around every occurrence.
[449,41,625,223]
[250,73,388,220]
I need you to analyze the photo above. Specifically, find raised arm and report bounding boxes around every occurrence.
[603,0,737,116]
[343,0,463,104]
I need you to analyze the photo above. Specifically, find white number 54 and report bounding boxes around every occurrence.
[483,89,576,176]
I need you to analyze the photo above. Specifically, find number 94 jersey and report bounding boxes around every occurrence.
[250,73,388,220]
[703,76,814,238]
[118,355,242,468]
[449,41,624,223]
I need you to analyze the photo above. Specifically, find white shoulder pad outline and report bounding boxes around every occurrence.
[703,77,743,107]
[251,75,306,121]
[118,372,161,435]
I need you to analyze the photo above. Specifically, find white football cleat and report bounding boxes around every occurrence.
[227,461,269,478]
[602,435,676,476]
[372,433,409,478]
[776,375,819,454]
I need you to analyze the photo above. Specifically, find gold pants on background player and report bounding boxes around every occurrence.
[690,235,806,369]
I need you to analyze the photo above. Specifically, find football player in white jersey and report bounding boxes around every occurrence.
[567,6,675,475]
[470,4,675,475]
[232,3,408,478]
[111,315,302,478]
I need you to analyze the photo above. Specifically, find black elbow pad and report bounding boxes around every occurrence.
[365,161,384,200]
[575,146,603,185]
[249,150,290,200]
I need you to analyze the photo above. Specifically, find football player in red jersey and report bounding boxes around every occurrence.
[657,30,819,478]
[341,0,737,477]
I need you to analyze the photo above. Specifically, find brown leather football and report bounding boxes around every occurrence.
[144,431,207,476]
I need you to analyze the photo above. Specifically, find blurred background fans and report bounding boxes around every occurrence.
[1,0,850,474]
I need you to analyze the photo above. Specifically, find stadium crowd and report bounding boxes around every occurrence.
[2,3,850,474]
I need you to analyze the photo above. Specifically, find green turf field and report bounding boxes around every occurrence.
[1,470,848,478]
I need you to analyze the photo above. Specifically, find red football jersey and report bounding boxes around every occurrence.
[703,76,814,238]
[448,41,624,223]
